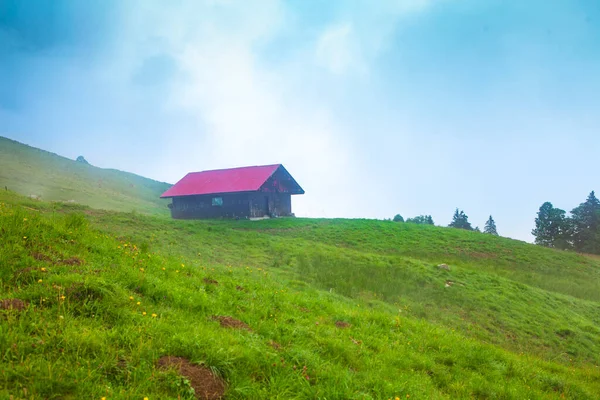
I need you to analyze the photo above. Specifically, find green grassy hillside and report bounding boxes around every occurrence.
[1,140,599,399]
[2,190,600,399]
[0,136,171,215]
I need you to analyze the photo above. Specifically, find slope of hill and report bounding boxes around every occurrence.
[0,136,171,215]
[1,141,600,399]
[1,190,600,399]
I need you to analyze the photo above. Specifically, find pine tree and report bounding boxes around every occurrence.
[483,215,498,235]
[448,209,473,230]
[570,191,600,254]
[474,226,481,233]
[532,202,571,249]
[406,215,434,225]
[393,214,404,223]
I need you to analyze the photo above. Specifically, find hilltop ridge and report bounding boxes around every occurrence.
[0,136,171,215]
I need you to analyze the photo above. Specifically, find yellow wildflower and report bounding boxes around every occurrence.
[41,267,47,272]
[181,264,185,267]
[23,236,27,239]
[38,279,43,283]
[60,295,66,301]
[139,268,144,272]
[161,267,165,271]
[23,218,27,221]
[129,296,134,301]
[136,301,141,306]
[142,312,147,316]
[152,313,157,318]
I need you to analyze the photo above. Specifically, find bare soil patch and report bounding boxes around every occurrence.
[0,299,28,311]
[335,321,351,329]
[61,257,84,266]
[211,315,252,331]
[203,278,219,285]
[268,340,282,350]
[32,252,52,262]
[158,356,225,400]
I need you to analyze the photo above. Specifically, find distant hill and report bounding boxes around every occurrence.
[0,136,171,215]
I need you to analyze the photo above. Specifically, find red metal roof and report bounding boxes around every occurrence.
[161,164,289,198]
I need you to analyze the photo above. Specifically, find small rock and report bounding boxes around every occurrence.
[437,263,450,270]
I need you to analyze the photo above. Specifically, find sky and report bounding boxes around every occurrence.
[1,0,599,241]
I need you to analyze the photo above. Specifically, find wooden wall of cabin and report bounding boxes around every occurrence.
[169,193,251,219]
[168,192,293,219]
[248,192,292,218]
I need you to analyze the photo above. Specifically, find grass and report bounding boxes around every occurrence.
[2,189,600,399]
[0,136,171,215]
[1,138,600,398]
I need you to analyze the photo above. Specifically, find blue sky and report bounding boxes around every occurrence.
[1,0,599,241]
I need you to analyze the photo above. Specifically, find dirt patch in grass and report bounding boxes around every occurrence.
[158,356,225,400]
[32,252,52,262]
[268,340,282,350]
[203,278,219,285]
[0,298,28,311]
[211,315,252,331]
[335,321,351,329]
[61,256,84,266]
[235,285,245,291]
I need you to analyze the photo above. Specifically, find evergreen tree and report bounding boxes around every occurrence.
[483,215,498,235]
[406,215,434,225]
[570,191,600,254]
[532,202,571,249]
[393,214,404,223]
[448,209,473,231]
[474,226,481,233]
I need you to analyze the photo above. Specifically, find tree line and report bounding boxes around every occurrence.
[392,210,498,235]
[532,191,600,254]
[391,190,599,255]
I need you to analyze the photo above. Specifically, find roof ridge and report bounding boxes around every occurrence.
[188,164,282,174]
[159,164,302,198]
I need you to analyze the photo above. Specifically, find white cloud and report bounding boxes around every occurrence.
[315,23,366,75]
[108,0,361,218]
[313,0,445,76]
[116,0,448,218]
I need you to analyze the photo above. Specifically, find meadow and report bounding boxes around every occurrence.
[1,137,600,399]
[1,190,600,399]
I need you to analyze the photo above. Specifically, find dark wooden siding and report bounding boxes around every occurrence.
[169,193,250,219]
[169,191,293,219]
[169,192,292,219]
[248,192,292,218]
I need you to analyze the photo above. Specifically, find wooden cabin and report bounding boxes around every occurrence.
[160,164,304,219]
